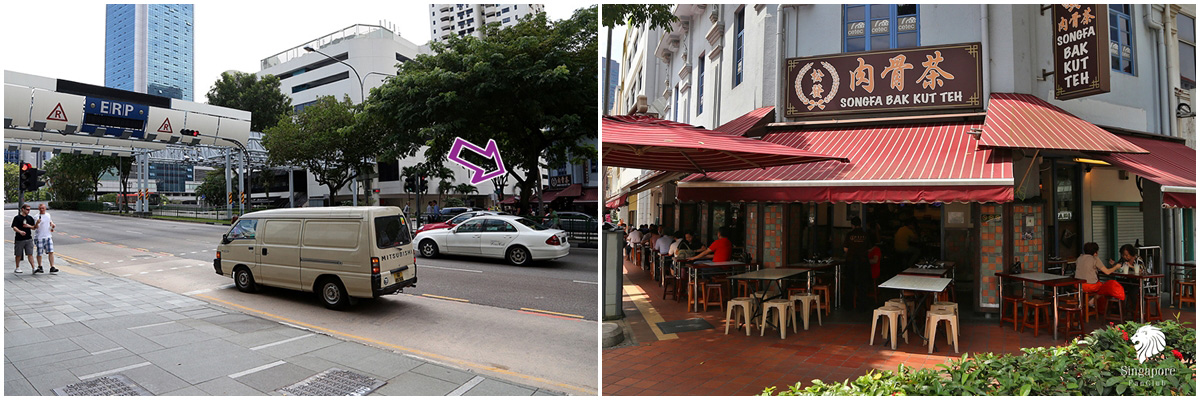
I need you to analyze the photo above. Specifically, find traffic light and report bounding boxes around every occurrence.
[404,176,415,192]
[19,163,46,192]
[420,175,428,193]
[180,129,200,137]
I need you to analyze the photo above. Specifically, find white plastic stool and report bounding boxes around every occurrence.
[790,293,822,330]
[870,305,907,350]
[725,297,757,335]
[926,309,959,354]
[760,299,797,339]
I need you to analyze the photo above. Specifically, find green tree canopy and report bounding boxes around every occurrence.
[45,154,114,202]
[364,6,597,214]
[263,96,378,205]
[196,167,237,208]
[206,71,293,132]
[601,4,678,30]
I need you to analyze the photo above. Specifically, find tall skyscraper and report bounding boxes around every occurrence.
[104,4,195,101]
[602,57,619,114]
[428,4,544,42]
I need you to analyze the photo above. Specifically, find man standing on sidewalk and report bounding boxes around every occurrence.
[11,204,36,273]
[34,203,58,274]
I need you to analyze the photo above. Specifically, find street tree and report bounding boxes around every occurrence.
[601,5,678,115]
[115,156,134,212]
[454,183,477,200]
[263,95,379,206]
[44,154,112,202]
[196,167,237,208]
[4,163,18,202]
[365,6,597,215]
[205,71,293,132]
[438,180,454,205]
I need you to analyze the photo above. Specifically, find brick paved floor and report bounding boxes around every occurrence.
[603,259,1196,396]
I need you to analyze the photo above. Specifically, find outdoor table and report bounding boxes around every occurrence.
[784,260,842,309]
[726,268,812,330]
[995,272,1084,341]
[877,274,952,347]
[1108,272,1165,323]
[1167,262,1196,308]
[1045,259,1074,275]
[678,260,747,312]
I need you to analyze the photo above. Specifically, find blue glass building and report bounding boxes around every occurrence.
[104,4,194,101]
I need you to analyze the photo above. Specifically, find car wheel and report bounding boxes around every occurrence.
[420,240,440,258]
[507,246,531,266]
[234,267,257,293]
[318,278,351,310]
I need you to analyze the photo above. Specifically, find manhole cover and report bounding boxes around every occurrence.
[278,368,385,396]
[657,318,715,334]
[52,375,152,396]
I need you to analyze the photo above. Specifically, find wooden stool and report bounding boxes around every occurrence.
[760,299,797,339]
[812,285,831,316]
[1103,296,1124,323]
[1022,299,1051,337]
[790,293,822,330]
[738,280,760,298]
[702,283,725,312]
[926,309,959,354]
[1058,303,1084,338]
[1081,291,1098,323]
[1144,296,1163,322]
[1001,295,1025,331]
[1177,281,1196,309]
[725,297,757,335]
[662,273,680,301]
[711,277,731,304]
[869,305,907,350]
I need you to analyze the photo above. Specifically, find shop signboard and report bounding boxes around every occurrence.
[784,43,983,118]
[1052,4,1110,100]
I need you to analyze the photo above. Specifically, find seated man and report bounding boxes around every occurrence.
[686,227,733,263]
[655,229,675,273]
[1075,242,1126,315]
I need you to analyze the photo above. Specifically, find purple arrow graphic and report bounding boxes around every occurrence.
[447,137,507,185]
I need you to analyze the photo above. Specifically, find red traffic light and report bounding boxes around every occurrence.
[20,163,31,172]
[181,129,199,137]
[373,189,380,193]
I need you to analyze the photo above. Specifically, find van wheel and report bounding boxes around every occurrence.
[506,246,531,266]
[234,267,257,293]
[419,240,439,258]
[318,278,351,310]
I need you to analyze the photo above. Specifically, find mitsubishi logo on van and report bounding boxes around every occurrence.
[381,250,411,261]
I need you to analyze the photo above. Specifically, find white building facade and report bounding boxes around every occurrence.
[428,4,545,42]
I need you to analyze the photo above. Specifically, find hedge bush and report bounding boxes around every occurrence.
[47,201,106,212]
[762,318,1196,396]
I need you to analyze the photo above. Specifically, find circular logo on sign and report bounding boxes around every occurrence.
[794,62,840,111]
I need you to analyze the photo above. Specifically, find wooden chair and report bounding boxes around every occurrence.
[702,282,725,313]
[812,285,832,316]
[1058,303,1085,338]
[1001,294,1025,332]
[1144,295,1163,322]
[1177,281,1196,309]
[1022,299,1051,337]
[1103,296,1125,323]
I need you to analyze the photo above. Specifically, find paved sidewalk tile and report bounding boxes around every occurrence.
[5,258,562,396]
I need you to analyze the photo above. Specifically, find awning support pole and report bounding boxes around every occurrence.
[1015,150,1040,196]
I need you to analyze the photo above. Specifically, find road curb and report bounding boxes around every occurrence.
[601,322,624,347]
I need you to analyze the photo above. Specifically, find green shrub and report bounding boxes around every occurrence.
[47,201,105,211]
[762,319,1196,396]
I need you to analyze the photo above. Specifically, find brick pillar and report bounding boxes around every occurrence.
[978,203,1006,309]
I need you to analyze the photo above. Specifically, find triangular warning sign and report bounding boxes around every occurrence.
[47,103,68,122]
[157,118,173,133]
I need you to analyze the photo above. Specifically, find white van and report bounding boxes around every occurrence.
[214,206,417,309]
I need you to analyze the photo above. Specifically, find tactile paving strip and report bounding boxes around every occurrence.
[277,368,385,396]
[52,375,152,396]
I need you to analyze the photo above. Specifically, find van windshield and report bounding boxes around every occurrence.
[375,215,412,249]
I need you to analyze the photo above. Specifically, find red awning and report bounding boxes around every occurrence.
[555,183,582,198]
[1100,134,1196,208]
[602,115,847,172]
[605,194,628,209]
[576,187,598,202]
[981,93,1147,153]
[715,106,774,137]
[678,122,1014,203]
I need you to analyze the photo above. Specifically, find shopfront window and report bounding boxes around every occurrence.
[1110,5,1137,75]
[844,4,919,52]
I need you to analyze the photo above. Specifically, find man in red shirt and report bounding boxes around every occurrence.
[687,227,733,262]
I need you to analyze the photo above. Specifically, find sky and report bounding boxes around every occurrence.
[1,1,589,103]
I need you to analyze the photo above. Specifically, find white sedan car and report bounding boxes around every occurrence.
[414,215,570,265]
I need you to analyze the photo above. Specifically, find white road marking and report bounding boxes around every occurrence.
[183,284,234,296]
[90,347,123,356]
[420,265,483,273]
[155,269,163,272]
[139,272,148,274]
[190,251,198,254]
[78,362,151,380]
[178,253,187,256]
[117,260,124,263]
[572,280,598,285]
[128,321,175,330]
[169,267,178,270]
[121,274,132,277]
[448,376,486,396]
[125,231,143,234]
[103,262,109,264]
[250,333,316,351]
[228,360,286,379]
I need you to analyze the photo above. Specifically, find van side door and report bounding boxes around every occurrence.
[259,219,302,290]
[300,219,366,296]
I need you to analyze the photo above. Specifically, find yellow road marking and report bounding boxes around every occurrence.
[56,254,94,266]
[421,294,470,303]
[519,308,585,319]
[623,284,678,341]
[134,248,148,252]
[98,242,110,245]
[194,294,595,395]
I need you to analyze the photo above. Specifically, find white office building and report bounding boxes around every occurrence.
[257,24,503,208]
[428,4,545,42]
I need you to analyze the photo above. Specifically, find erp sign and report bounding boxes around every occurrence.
[82,96,150,139]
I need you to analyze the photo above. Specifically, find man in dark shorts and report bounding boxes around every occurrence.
[11,204,36,273]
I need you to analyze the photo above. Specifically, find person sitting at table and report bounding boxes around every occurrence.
[676,231,705,256]
[641,224,662,248]
[626,225,643,261]
[655,228,674,256]
[669,230,684,257]
[1112,244,1142,274]
[686,227,733,263]
[1076,242,1126,315]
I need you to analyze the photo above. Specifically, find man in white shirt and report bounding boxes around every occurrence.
[655,230,674,256]
[33,203,58,274]
[626,226,643,261]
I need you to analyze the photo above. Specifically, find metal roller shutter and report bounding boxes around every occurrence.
[1091,205,1109,260]
[1115,206,1144,253]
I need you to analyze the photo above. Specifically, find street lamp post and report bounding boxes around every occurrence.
[302,46,396,207]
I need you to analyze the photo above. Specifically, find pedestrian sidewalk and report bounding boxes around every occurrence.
[603,258,1197,396]
[4,265,563,396]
